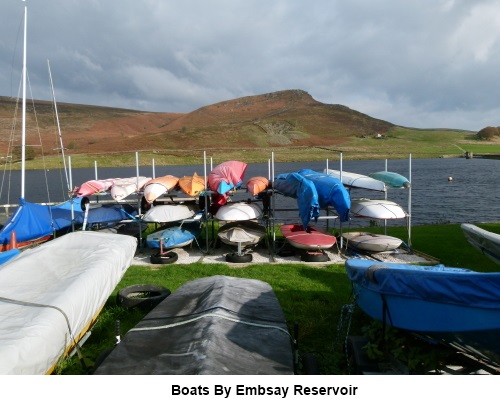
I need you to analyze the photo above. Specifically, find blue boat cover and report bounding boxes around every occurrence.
[274,172,320,229]
[0,198,85,245]
[298,169,351,222]
[146,222,201,249]
[345,259,500,310]
[86,204,138,225]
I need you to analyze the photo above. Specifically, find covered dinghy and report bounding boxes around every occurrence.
[273,172,320,229]
[94,275,294,375]
[345,259,500,367]
[208,160,247,195]
[299,169,351,222]
[0,232,137,374]
[0,197,87,251]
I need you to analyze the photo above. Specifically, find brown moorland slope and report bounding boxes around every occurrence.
[0,89,393,158]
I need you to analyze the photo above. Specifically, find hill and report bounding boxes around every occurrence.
[0,90,392,156]
[2,89,494,168]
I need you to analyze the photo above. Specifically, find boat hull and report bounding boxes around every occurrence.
[323,169,386,192]
[215,202,263,221]
[342,232,403,252]
[461,223,500,265]
[345,259,500,366]
[280,224,336,250]
[146,222,201,249]
[350,199,406,220]
[142,204,198,223]
[218,221,266,247]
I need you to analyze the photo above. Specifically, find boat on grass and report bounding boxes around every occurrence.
[461,223,500,265]
[345,258,500,367]
[342,232,403,252]
[0,231,137,374]
[93,275,294,374]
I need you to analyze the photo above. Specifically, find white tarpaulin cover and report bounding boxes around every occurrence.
[0,231,137,375]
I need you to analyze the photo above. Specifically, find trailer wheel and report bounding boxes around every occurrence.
[301,251,329,262]
[150,250,178,264]
[226,253,253,263]
[116,284,171,310]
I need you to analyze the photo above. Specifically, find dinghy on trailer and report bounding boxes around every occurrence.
[345,259,500,368]
[93,275,294,375]
[0,232,137,374]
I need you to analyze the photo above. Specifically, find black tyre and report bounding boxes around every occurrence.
[301,352,321,375]
[226,252,253,263]
[150,250,178,264]
[278,245,295,257]
[301,251,329,262]
[116,284,171,310]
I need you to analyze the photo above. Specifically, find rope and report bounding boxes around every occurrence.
[0,295,84,366]
[129,312,292,339]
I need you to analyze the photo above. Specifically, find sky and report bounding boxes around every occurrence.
[1,0,500,131]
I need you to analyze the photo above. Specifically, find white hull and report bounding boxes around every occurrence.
[461,223,500,264]
[111,176,151,202]
[218,221,266,247]
[323,169,386,192]
[215,202,263,221]
[142,204,198,223]
[350,199,407,220]
[342,232,403,252]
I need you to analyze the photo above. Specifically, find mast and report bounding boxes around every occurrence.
[48,59,69,191]
[21,2,27,200]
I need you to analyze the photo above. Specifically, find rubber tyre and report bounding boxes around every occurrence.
[278,245,295,257]
[301,251,329,262]
[150,250,178,264]
[116,284,171,310]
[226,253,253,263]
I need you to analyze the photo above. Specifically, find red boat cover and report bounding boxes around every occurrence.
[208,161,247,194]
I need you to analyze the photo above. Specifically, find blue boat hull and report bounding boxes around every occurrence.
[345,259,500,366]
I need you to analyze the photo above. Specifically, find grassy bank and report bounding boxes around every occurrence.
[57,222,499,375]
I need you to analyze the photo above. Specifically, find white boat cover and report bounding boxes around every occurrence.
[141,204,198,223]
[0,231,137,375]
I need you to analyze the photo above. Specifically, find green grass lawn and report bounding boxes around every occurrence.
[56,222,499,375]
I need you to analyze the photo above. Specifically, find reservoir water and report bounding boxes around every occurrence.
[1,157,498,226]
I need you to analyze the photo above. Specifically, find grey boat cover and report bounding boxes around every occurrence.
[94,275,294,375]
